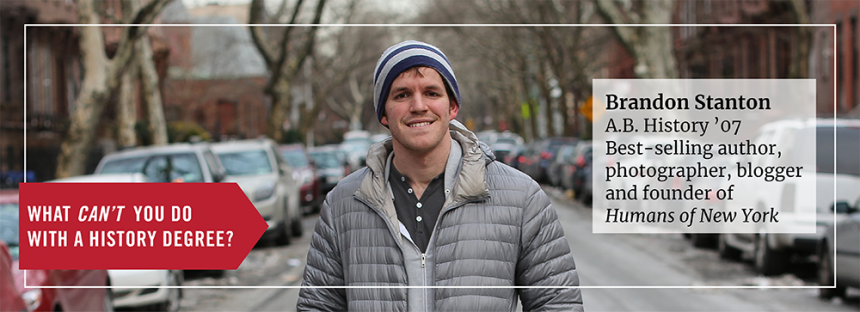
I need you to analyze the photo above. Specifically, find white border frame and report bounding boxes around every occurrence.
[21,23,838,290]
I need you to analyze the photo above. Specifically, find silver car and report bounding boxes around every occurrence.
[211,139,303,245]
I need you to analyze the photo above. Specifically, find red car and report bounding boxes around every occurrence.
[279,144,322,214]
[0,190,112,312]
[1,240,26,312]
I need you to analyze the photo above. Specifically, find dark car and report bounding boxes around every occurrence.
[519,137,578,183]
[1,190,112,312]
[309,145,351,195]
[547,143,578,187]
[279,144,322,214]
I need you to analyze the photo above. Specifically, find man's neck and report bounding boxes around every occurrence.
[391,136,451,192]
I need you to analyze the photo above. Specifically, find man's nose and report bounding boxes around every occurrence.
[408,93,429,112]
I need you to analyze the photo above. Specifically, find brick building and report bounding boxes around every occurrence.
[810,0,859,117]
[0,0,172,183]
[673,0,859,117]
[1,0,81,184]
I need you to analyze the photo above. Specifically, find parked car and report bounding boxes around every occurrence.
[547,143,578,187]
[341,130,372,170]
[211,139,303,245]
[0,190,113,312]
[308,146,350,196]
[95,142,227,184]
[1,240,26,312]
[490,142,518,168]
[94,143,228,277]
[519,137,578,184]
[48,173,182,312]
[719,118,860,276]
[818,200,860,299]
[279,144,322,214]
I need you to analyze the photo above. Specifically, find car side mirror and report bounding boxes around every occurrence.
[212,170,225,183]
[830,201,854,214]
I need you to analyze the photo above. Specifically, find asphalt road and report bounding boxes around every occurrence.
[177,186,860,312]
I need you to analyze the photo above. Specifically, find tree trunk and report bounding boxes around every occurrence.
[117,62,138,148]
[56,0,109,178]
[56,0,171,178]
[137,35,168,145]
[265,78,292,142]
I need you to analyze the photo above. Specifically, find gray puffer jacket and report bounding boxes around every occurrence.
[297,122,583,311]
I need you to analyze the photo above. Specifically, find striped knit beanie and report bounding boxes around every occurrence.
[373,40,461,124]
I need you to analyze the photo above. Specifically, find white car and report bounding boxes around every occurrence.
[211,139,303,245]
[48,173,183,312]
[719,118,860,276]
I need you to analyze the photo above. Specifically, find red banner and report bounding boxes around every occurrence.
[17,183,267,270]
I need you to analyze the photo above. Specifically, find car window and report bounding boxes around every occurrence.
[310,152,341,169]
[143,153,204,182]
[816,126,860,176]
[217,150,273,176]
[281,149,309,168]
[98,156,149,174]
[0,203,18,251]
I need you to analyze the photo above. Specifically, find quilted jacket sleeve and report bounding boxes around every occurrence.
[296,200,347,311]
[516,183,584,311]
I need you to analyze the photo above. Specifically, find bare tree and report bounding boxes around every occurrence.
[787,0,811,78]
[594,0,677,78]
[117,56,139,148]
[56,0,172,178]
[249,0,326,142]
[137,30,169,145]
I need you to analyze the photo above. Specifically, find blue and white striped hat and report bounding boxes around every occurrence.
[373,40,461,124]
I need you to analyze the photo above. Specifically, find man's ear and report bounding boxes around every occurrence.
[381,114,389,127]
[449,98,459,120]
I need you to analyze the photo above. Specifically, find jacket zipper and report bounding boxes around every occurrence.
[355,194,486,311]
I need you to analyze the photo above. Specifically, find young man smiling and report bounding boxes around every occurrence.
[297,40,583,312]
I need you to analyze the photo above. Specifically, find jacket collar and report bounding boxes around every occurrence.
[356,120,491,222]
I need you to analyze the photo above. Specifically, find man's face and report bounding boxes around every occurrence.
[381,67,459,155]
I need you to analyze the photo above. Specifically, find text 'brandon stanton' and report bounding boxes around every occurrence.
[605,93,771,110]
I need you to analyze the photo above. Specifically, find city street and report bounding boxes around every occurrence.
[175,186,859,312]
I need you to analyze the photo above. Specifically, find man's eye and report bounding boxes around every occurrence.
[393,93,408,99]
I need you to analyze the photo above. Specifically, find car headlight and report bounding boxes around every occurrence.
[23,289,42,312]
[254,182,276,202]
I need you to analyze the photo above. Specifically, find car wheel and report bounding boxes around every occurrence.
[691,234,716,248]
[718,234,741,260]
[275,205,292,246]
[157,270,183,312]
[754,233,789,276]
[817,242,846,299]
[291,213,304,237]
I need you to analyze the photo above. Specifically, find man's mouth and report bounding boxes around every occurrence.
[408,121,433,128]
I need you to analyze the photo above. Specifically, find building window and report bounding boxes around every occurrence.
[1,24,10,103]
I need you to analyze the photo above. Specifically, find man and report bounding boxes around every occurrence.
[297,40,583,311]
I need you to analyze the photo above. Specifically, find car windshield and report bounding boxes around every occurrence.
[495,137,518,145]
[310,152,341,169]
[217,150,273,176]
[0,203,18,250]
[99,156,148,174]
[101,153,204,182]
[281,150,309,168]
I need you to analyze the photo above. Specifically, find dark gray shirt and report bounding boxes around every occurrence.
[389,164,445,253]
